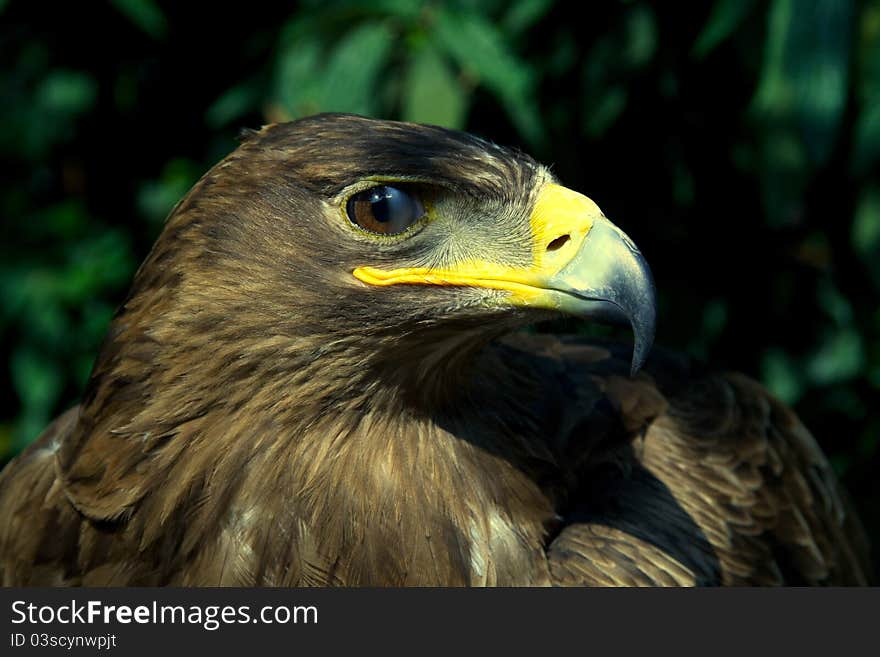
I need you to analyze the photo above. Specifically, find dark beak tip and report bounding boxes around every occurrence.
[549,215,657,378]
[627,272,657,377]
[630,337,652,377]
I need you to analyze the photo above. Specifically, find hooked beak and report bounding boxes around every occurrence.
[353,184,657,375]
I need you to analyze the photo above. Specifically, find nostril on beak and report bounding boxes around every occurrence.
[546,234,571,252]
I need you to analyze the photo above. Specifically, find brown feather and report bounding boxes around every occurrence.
[0,334,870,585]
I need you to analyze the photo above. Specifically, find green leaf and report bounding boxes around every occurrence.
[816,278,853,326]
[434,7,543,146]
[61,231,134,299]
[753,0,853,166]
[316,21,395,116]
[761,347,803,404]
[207,82,260,128]
[402,45,467,128]
[41,200,90,239]
[623,4,657,69]
[501,0,553,36]
[110,0,167,40]
[806,327,865,385]
[546,31,577,77]
[298,0,422,19]
[275,33,324,118]
[137,159,202,227]
[753,0,796,116]
[10,347,62,422]
[693,0,758,58]
[25,298,67,346]
[583,86,627,138]
[37,71,97,115]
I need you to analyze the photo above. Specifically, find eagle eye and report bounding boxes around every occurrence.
[346,185,425,235]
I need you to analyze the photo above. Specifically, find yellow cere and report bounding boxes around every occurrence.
[352,183,602,304]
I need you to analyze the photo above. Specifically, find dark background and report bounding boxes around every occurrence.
[1,0,878,571]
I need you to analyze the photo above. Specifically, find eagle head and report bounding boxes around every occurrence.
[90,114,655,417]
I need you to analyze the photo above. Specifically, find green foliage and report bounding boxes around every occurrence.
[110,0,167,40]
[403,44,468,127]
[693,0,758,58]
[1,0,878,551]
[259,1,547,141]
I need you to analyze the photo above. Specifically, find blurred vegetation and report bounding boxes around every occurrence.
[0,0,877,565]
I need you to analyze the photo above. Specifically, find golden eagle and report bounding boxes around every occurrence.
[0,115,871,585]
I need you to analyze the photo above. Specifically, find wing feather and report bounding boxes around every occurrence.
[541,337,872,586]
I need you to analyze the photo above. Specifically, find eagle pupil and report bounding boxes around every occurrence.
[347,185,424,235]
[369,188,395,224]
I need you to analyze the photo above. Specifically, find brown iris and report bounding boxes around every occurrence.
[346,185,425,235]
